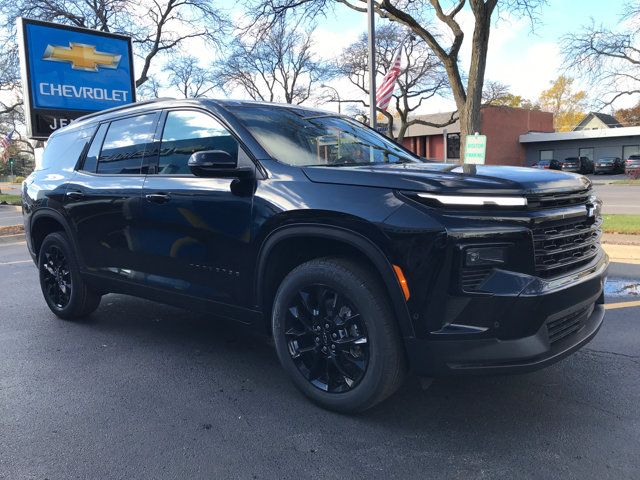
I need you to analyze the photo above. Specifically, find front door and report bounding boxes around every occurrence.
[139,109,255,307]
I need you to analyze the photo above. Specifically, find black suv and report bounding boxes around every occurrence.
[22,99,608,412]
[561,156,594,174]
[594,157,624,175]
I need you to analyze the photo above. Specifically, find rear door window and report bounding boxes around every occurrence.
[81,123,109,173]
[97,113,159,175]
[41,126,96,172]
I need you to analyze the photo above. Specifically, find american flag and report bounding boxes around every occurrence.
[375,45,403,111]
[0,131,13,162]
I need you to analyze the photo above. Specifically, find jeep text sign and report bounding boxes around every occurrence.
[464,134,487,165]
[17,18,135,139]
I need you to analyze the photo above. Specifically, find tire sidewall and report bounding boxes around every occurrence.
[272,260,395,412]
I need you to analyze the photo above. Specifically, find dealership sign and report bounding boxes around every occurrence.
[18,18,135,139]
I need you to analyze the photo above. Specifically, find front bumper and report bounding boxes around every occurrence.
[405,253,608,376]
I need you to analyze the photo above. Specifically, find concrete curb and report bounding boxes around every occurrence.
[603,243,640,265]
[0,224,24,237]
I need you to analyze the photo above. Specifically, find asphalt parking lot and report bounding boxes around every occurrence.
[0,205,22,228]
[1,240,639,480]
[589,174,640,215]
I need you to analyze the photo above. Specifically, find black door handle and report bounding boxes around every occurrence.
[145,193,171,204]
[65,190,85,200]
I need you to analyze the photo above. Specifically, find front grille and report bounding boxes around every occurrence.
[533,216,601,278]
[526,189,591,209]
[460,266,493,291]
[546,305,591,344]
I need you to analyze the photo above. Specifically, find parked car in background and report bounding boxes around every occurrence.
[626,154,640,179]
[532,159,561,170]
[594,157,624,175]
[562,156,594,174]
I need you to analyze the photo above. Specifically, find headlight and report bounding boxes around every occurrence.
[417,193,527,207]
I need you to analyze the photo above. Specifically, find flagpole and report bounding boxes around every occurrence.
[367,0,376,130]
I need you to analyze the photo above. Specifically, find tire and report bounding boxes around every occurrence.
[272,257,406,413]
[38,231,101,320]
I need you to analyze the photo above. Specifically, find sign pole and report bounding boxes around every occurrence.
[367,0,376,130]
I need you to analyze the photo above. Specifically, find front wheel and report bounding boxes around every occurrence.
[38,232,101,320]
[272,257,406,413]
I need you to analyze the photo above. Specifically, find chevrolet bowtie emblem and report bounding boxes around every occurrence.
[43,43,121,72]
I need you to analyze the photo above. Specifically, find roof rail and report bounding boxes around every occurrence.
[75,98,176,122]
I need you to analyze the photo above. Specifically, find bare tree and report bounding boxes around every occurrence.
[137,77,163,101]
[562,3,640,108]
[482,80,538,108]
[248,0,545,156]
[334,23,451,142]
[214,17,332,104]
[166,55,215,98]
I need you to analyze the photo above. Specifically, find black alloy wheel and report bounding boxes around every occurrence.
[38,231,101,319]
[41,244,72,309]
[272,257,406,412]
[284,284,369,393]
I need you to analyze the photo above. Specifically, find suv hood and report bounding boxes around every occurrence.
[302,163,591,195]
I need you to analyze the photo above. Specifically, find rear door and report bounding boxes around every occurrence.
[64,112,160,279]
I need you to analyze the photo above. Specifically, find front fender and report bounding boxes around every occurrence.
[254,223,415,338]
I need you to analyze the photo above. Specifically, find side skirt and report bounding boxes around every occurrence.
[82,272,263,327]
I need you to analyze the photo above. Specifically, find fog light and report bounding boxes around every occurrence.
[465,247,506,267]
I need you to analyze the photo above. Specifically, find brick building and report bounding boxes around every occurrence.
[396,106,554,166]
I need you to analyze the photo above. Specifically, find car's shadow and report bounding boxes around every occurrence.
[73,293,624,435]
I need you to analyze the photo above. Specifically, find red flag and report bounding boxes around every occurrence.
[375,46,402,111]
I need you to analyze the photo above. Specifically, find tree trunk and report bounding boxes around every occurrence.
[459,1,493,165]
[396,123,408,143]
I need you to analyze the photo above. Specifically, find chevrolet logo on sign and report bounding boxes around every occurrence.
[43,43,121,72]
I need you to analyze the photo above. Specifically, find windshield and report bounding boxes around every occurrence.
[233,106,420,167]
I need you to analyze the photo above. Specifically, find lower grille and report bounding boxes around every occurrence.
[460,266,493,292]
[533,217,601,278]
[546,305,591,344]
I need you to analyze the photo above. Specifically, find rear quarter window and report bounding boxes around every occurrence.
[41,126,96,172]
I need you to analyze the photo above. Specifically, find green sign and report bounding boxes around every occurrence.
[464,134,487,165]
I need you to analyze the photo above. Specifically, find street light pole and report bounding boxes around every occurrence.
[367,0,376,130]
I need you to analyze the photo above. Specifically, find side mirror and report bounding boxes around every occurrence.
[187,150,253,178]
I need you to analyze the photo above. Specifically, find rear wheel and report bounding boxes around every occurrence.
[38,232,101,320]
[272,257,406,412]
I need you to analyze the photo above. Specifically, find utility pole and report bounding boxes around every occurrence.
[367,0,376,130]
